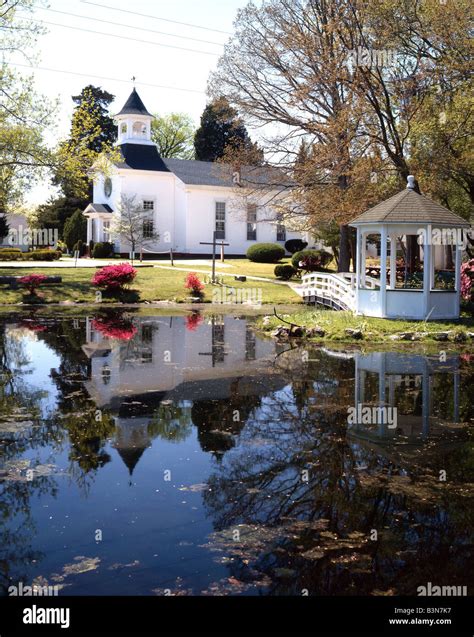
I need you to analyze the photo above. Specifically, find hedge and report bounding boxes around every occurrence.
[291,249,332,272]
[92,242,114,258]
[0,249,62,261]
[246,243,285,263]
[274,264,296,280]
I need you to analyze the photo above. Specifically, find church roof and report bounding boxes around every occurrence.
[116,144,171,172]
[116,88,153,117]
[116,446,147,476]
[163,158,294,188]
[350,187,470,227]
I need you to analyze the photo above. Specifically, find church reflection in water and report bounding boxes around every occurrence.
[81,312,288,472]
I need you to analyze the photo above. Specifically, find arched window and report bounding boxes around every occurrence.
[132,121,146,137]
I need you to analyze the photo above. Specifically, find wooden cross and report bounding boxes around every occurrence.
[200,231,229,283]
[198,317,227,367]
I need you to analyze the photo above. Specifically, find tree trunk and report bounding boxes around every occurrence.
[338,224,351,272]
[349,227,357,272]
[445,244,454,270]
[406,235,418,274]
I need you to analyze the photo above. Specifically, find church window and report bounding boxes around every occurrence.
[215,202,226,239]
[247,204,257,241]
[143,220,154,239]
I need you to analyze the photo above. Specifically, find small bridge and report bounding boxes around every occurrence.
[301,272,379,312]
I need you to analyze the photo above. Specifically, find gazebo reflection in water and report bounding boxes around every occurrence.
[350,351,461,441]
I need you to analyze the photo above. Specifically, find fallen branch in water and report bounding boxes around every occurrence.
[273,306,303,328]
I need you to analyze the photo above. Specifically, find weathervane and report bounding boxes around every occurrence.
[131,75,136,87]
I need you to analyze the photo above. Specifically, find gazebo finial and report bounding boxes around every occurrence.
[407,175,416,189]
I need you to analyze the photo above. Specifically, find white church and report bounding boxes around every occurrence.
[84,88,306,257]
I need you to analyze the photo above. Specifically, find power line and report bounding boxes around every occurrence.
[6,61,206,95]
[20,17,220,57]
[30,5,226,47]
[80,0,233,36]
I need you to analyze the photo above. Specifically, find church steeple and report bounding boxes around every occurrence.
[115,88,154,146]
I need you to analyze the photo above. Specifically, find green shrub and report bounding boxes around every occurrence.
[274,264,296,280]
[0,247,21,253]
[247,242,285,263]
[23,249,62,261]
[92,242,114,258]
[291,249,332,272]
[0,250,23,260]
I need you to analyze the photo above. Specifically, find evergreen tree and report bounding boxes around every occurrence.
[0,215,10,242]
[194,97,260,162]
[35,196,86,240]
[63,210,87,251]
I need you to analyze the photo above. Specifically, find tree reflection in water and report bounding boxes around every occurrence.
[201,346,474,595]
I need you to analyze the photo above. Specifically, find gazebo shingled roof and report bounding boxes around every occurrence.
[349,187,470,227]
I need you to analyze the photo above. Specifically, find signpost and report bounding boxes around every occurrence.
[200,231,229,283]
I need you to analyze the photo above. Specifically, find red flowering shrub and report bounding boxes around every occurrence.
[185,272,204,296]
[18,274,48,296]
[460,259,474,301]
[91,263,137,292]
[91,316,137,340]
[185,311,204,331]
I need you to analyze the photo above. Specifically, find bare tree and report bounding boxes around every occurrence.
[112,194,159,262]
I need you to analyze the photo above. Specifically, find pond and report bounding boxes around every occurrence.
[0,310,473,597]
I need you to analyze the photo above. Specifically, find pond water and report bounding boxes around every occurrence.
[0,310,473,596]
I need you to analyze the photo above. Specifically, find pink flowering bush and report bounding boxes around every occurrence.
[91,263,137,294]
[184,272,204,297]
[185,311,204,331]
[18,274,48,296]
[460,259,474,301]
[91,315,137,340]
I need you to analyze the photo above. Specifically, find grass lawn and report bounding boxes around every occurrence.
[257,308,474,342]
[0,266,301,305]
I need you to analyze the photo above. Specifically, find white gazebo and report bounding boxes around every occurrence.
[301,177,470,319]
[349,176,470,320]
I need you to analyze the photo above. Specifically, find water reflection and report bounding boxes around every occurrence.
[0,311,472,596]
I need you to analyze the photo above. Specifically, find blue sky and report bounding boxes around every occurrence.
[10,0,251,204]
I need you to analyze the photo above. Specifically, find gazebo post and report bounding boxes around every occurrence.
[360,231,367,289]
[454,242,461,305]
[423,225,432,317]
[355,230,361,313]
[380,225,388,317]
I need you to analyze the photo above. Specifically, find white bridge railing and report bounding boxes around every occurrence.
[301,272,380,311]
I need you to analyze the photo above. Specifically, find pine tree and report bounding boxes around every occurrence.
[194,97,260,162]
[63,210,87,251]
